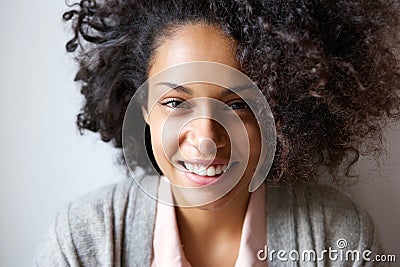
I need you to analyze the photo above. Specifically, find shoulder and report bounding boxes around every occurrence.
[296,184,383,256]
[65,178,134,224]
[267,182,383,263]
[302,184,376,240]
[34,175,159,266]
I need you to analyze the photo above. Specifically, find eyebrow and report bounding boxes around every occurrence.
[155,82,254,96]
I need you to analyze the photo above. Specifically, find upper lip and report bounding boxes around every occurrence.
[179,159,230,165]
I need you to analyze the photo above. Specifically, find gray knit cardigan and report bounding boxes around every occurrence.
[34,175,383,267]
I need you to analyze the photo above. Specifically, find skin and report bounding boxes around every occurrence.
[146,24,263,267]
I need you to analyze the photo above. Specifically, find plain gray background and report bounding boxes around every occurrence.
[0,1,399,267]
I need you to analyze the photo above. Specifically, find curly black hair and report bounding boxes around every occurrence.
[63,0,400,185]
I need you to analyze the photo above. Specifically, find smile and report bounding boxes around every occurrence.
[181,162,228,177]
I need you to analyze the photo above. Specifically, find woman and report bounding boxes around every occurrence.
[35,0,400,266]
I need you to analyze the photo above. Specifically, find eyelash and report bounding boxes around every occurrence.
[159,98,189,109]
[159,98,250,110]
[225,100,250,110]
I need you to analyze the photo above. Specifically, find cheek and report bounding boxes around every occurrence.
[246,123,262,159]
[149,115,179,168]
[148,116,164,164]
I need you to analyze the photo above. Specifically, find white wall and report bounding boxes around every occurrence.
[345,126,400,254]
[0,1,398,267]
[0,2,125,267]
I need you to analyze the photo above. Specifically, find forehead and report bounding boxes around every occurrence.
[148,24,240,77]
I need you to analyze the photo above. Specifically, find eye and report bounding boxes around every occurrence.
[225,100,250,110]
[160,98,191,109]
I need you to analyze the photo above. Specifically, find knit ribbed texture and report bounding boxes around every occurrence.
[33,177,383,266]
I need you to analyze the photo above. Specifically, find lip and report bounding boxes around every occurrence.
[177,160,239,186]
[180,158,230,165]
[183,171,223,186]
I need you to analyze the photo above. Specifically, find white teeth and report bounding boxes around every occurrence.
[183,162,229,177]
[193,164,199,172]
[206,166,216,176]
[199,167,207,176]
[222,164,227,172]
[186,163,192,171]
[215,165,222,175]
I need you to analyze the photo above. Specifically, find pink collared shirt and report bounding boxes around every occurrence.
[151,183,267,267]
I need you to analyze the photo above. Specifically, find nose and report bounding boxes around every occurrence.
[185,118,228,156]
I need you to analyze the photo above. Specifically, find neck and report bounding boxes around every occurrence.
[175,186,250,244]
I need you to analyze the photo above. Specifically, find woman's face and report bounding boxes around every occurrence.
[145,24,261,205]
